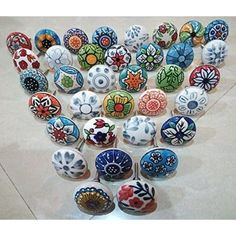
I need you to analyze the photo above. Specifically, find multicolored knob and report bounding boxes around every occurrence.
[189,65,220,92]
[140,148,178,177]
[83,117,117,147]
[70,91,102,120]
[175,86,208,116]
[54,65,84,94]
[92,26,118,50]
[166,42,194,69]
[105,44,131,72]
[161,116,196,146]
[77,43,104,70]
[204,19,229,43]
[201,39,228,67]
[179,20,205,47]
[124,25,149,52]
[152,22,178,49]
[46,116,80,145]
[34,29,61,53]
[136,43,164,71]
[138,89,167,116]
[6,32,32,54]
[156,64,184,92]
[20,69,48,94]
[123,116,156,145]
[63,28,89,54]
[52,148,88,179]
[28,92,61,120]
[87,65,116,93]
[45,45,73,71]
[95,148,132,179]
[103,90,135,119]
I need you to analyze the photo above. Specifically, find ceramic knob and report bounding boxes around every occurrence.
[138,89,167,116]
[34,28,61,53]
[161,116,196,145]
[20,69,48,94]
[83,117,117,147]
[70,91,102,119]
[6,32,32,54]
[156,64,184,92]
[45,45,73,71]
[73,181,113,214]
[123,115,156,145]
[47,116,80,145]
[87,65,116,93]
[77,43,104,70]
[136,43,164,71]
[152,22,178,49]
[95,148,132,179]
[54,65,84,94]
[13,48,40,73]
[204,19,229,43]
[189,65,220,92]
[105,44,131,72]
[179,20,205,47]
[166,42,194,69]
[103,90,135,119]
[175,86,208,116]
[140,148,178,177]
[92,26,118,50]
[63,28,89,54]
[124,25,149,52]
[119,65,148,93]
[52,148,88,179]
[202,39,228,67]
[28,92,61,120]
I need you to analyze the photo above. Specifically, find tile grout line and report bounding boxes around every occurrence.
[0,162,37,219]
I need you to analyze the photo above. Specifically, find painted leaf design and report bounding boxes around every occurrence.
[169,122,176,129]
[109,124,115,131]
[84,129,90,135]
[144,183,149,192]
[145,124,149,134]
[143,196,152,201]
[128,127,139,131]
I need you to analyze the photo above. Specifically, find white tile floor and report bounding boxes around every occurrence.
[0,17,235,219]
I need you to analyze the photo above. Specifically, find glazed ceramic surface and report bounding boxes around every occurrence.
[54,65,84,94]
[166,42,194,69]
[92,26,118,50]
[136,43,164,71]
[204,19,229,43]
[117,179,157,214]
[119,65,148,93]
[77,43,104,70]
[70,91,102,119]
[189,65,220,92]
[47,116,80,145]
[45,45,73,71]
[156,64,184,92]
[63,28,89,54]
[202,39,228,67]
[123,115,156,145]
[28,92,61,120]
[103,90,135,119]
[83,117,117,147]
[105,44,132,72]
[140,148,178,177]
[95,148,132,179]
[34,28,61,53]
[175,86,208,116]
[52,148,88,179]
[87,65,116,93]
[124,25,149,52]
[6,32,32,54]
[161,116,196,146]
[20,69,48,94]
[74,181,113,214]
[152,22,178,49]
[138,89,167,116]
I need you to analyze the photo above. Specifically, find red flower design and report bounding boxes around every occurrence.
[94,119,106,128]
[32,61,40,69]
[19,60,28,70]
[112,53,125,67]
[159,25,167,33]
[118,185,134,201]
[129,197,144,208]
[172,32,177,41]
[141,200,157,213]
[20,49,27,57]
[108,132,116,143]
[158,41,166,48]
